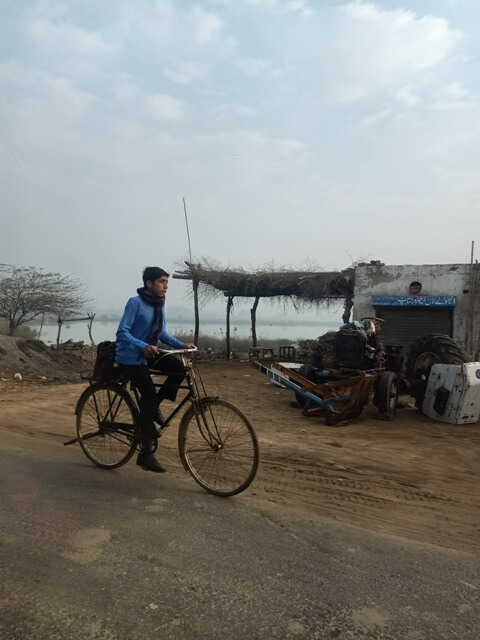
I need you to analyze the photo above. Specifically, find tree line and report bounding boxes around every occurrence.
[0,264,91,337]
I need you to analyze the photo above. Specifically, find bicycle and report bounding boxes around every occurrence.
[65,348,259,497]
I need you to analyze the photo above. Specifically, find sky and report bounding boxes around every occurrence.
[1,0,479,318]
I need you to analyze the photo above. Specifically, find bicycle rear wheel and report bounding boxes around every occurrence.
[178,398,259,497]
[76,383,139,469]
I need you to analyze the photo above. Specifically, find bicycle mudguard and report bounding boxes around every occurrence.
[179,396,219,424]
[198,395,219,403]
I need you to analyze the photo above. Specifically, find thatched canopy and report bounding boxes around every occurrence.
[173,263,354,301]
[173,261,355,355]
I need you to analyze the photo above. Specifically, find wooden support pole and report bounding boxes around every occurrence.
[56,317,63,348]
[250,296,260,347]
[226,295,234,360]
[87,313,96,346]
[193,277,200,345]
[342,296,353,324]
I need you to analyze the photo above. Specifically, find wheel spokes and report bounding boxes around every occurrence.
[181,400,258,496]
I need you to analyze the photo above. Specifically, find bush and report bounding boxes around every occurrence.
[0,320,38,339]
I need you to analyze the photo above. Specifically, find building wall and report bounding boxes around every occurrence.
[353,263,480,356]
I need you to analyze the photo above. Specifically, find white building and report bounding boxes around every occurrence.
[352,263,480,359]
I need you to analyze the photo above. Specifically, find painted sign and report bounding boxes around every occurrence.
[372,295,456,307]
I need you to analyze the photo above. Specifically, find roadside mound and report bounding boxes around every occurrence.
[0,335,93,382]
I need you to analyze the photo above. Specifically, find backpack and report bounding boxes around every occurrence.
[92,341,122,382]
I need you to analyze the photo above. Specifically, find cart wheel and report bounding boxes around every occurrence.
[374,371,398,417]
[295,365,318,407]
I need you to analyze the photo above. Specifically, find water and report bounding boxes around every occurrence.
[33,318,340,345]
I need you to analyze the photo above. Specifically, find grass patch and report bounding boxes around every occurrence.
[170,331,295,353]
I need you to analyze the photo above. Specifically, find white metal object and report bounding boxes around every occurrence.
[422,362,480,424]
[270,362,302,387]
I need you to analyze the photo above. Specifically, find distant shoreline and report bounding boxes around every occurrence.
[28,316,339,344]
[29,318,338,328]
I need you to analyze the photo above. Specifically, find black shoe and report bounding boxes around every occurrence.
[136,451,166,473]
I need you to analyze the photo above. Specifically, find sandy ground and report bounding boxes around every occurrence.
[1,358,479,555]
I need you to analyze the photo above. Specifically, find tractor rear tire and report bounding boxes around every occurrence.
[406,334,469,408]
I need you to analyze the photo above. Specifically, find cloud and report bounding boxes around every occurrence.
[112,74,140,105]
[340,1,460,72]
[108,117,145,142]
[0,61,97,127]
[211,103,256,121]
[146,93,184,121]
[358,106,394,129]
[241,0,312,17]
[393,86,421,107]
[430,81,472,111]
[190,6,223,44]
[237,57,273,77]
[27,14,112,56]
[237,57,293,88]
[440,82,469,100]
[1,0,479,311]
[323,2,463,102]
[163,61,207,85]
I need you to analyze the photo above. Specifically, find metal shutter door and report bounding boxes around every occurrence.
[375,307,453,349]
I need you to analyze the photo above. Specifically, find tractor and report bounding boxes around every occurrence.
[256,318,469,425]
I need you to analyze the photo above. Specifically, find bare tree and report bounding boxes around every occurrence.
[0,264,92,336]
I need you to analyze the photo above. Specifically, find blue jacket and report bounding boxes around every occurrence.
[115,295,184,365]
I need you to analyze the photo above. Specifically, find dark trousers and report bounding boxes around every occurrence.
[120,354,185,449]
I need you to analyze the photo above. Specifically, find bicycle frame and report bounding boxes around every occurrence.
[137,349,199,430]
[146,349,224,450]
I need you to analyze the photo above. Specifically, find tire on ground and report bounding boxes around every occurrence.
[405,334,469,408]
[374,370,398,416]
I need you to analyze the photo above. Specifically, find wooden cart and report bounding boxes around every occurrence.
[255,361,397,425]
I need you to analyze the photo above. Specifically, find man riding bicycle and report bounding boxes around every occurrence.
[116,266,195,473]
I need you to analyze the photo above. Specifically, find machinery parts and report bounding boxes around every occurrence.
[405,334,469,408]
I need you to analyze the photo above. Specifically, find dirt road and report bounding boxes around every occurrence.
[1,359,479,554]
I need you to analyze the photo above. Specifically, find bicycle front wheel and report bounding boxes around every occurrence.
[76,383,139,469]
[178,398,259,497]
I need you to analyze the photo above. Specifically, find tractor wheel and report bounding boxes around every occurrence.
[406,334,469,408]
[374,371,398,417]
[294,364,317,407]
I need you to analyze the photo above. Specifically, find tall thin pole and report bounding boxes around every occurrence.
[183,198,199,343]
[183,197,193,264]
[466,240,475,357]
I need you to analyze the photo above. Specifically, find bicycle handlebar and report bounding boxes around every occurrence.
[157,347,198,355]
